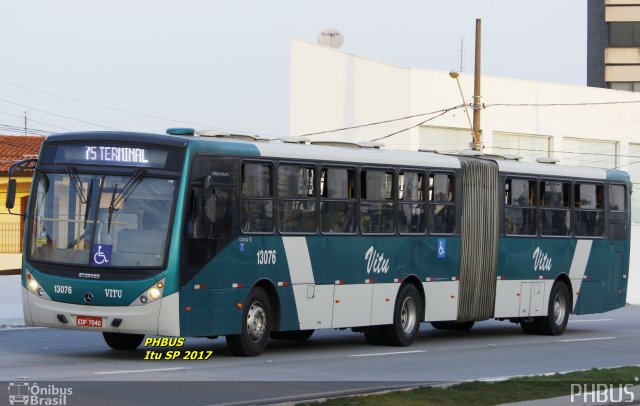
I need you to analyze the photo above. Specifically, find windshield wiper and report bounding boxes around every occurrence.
[66,166,88,204]
[67,166,93,228]
[107,169,144,233]
[83,179,94,229]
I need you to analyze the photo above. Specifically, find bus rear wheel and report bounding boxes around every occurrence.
[226,287,272,356]
[381,284,422,346]
[103,332,145,350]
[536,282,571,335]
[519,282,571,336]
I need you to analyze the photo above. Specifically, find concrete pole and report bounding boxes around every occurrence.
[473,18,482,151]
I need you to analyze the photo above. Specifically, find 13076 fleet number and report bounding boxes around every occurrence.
[256,250,276,265]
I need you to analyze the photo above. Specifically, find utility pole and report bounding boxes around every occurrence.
[472,19,482,151]
[24,112,27,136]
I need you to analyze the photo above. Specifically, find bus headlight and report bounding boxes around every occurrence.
[130,278,165,306]
[25,273,51,300]
[148,288,161,300]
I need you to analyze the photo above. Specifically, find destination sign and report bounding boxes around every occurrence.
[51,145,170,168]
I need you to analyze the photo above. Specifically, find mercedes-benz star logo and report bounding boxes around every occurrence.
[83,292,94,303]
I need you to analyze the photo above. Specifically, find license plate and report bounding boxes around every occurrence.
[76,315,103,327]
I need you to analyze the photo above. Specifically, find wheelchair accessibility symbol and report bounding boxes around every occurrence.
[92,244,112,266]
[437,239,446,258]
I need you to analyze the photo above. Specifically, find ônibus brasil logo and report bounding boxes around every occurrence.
[8,382,73,405]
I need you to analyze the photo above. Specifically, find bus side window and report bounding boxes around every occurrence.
[360,169,395,234]
[504,178,537,236]
[574,183,604,237]
[428,173,455,234]
[398,171,426,234]
[277,164,317,233]
[609,184,626,211]
[540,180,571,236]
[320,167,356,234]
[241,162,274,233]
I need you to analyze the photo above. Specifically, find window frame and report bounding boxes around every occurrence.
[503,176,538,237]
[276,162,319,235]
[240,160,276,234]
[427,171,456,235]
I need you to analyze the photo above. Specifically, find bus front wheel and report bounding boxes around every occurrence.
[103,332,145,351]
[226,287,272,356]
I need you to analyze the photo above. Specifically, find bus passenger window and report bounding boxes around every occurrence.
[360,169,395,234]
[398,171,425,234]
[277,164,317,233]
[320,167,356,234]
[574,183,604,237]
[504,178,537,236]
[240,163,274,233]
[428,173,455,234]
[540,181,571,236]
[609,185,626,211]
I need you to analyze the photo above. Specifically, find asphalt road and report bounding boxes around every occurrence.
[0,306,638,405]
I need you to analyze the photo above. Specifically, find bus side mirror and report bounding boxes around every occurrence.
[5,179,16,210]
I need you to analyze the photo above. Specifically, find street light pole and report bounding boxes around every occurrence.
[472,18,482,151]
[449,71,473,134]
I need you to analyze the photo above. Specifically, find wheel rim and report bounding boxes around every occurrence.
[553,292,566,326]
[400,296,417,334]
[246,302,267,343]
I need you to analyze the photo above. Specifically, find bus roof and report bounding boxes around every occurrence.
[44,132,626,182]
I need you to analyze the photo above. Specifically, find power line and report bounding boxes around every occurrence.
[0,109,73,132]
[295,105,465,138]
[370,107,460,142]
[0,123,54,136]
[0,97,121,130]
[0,79,270,136]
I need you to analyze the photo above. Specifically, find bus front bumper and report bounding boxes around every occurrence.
[22,288,180,336]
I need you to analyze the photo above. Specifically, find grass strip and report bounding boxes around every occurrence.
[301,366,640,406]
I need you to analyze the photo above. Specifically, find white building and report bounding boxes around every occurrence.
[289,40,640,304]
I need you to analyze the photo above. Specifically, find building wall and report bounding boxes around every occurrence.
[588,0,608,88]
[290,40,640,304]
[588,0,640,90]
[0,176,33,256]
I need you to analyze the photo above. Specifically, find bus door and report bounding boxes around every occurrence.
[183,157,240,335]
[606,184,628,308]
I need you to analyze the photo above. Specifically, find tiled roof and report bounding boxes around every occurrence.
[0,135,45,174]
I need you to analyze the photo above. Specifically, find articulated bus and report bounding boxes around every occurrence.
[6,130,630,356]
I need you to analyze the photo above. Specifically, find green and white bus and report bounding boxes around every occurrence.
[6,130,630,356]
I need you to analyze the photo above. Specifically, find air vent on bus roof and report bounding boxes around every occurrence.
[166,128,195,136]
[282,136,311,144]
[195,130,273,142]
[309,140,384,149]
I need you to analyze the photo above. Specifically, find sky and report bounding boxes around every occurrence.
[0,1,587,138]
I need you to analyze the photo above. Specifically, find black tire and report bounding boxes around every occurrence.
[103,332,145,351]
[381,284,422,346]
[270,329,314,341]
[536,282,571,336]
[226,287,272,356]
[363,327,385,345]
[431,321,475,331]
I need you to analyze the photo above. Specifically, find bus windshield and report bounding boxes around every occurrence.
[30,170,177,268]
